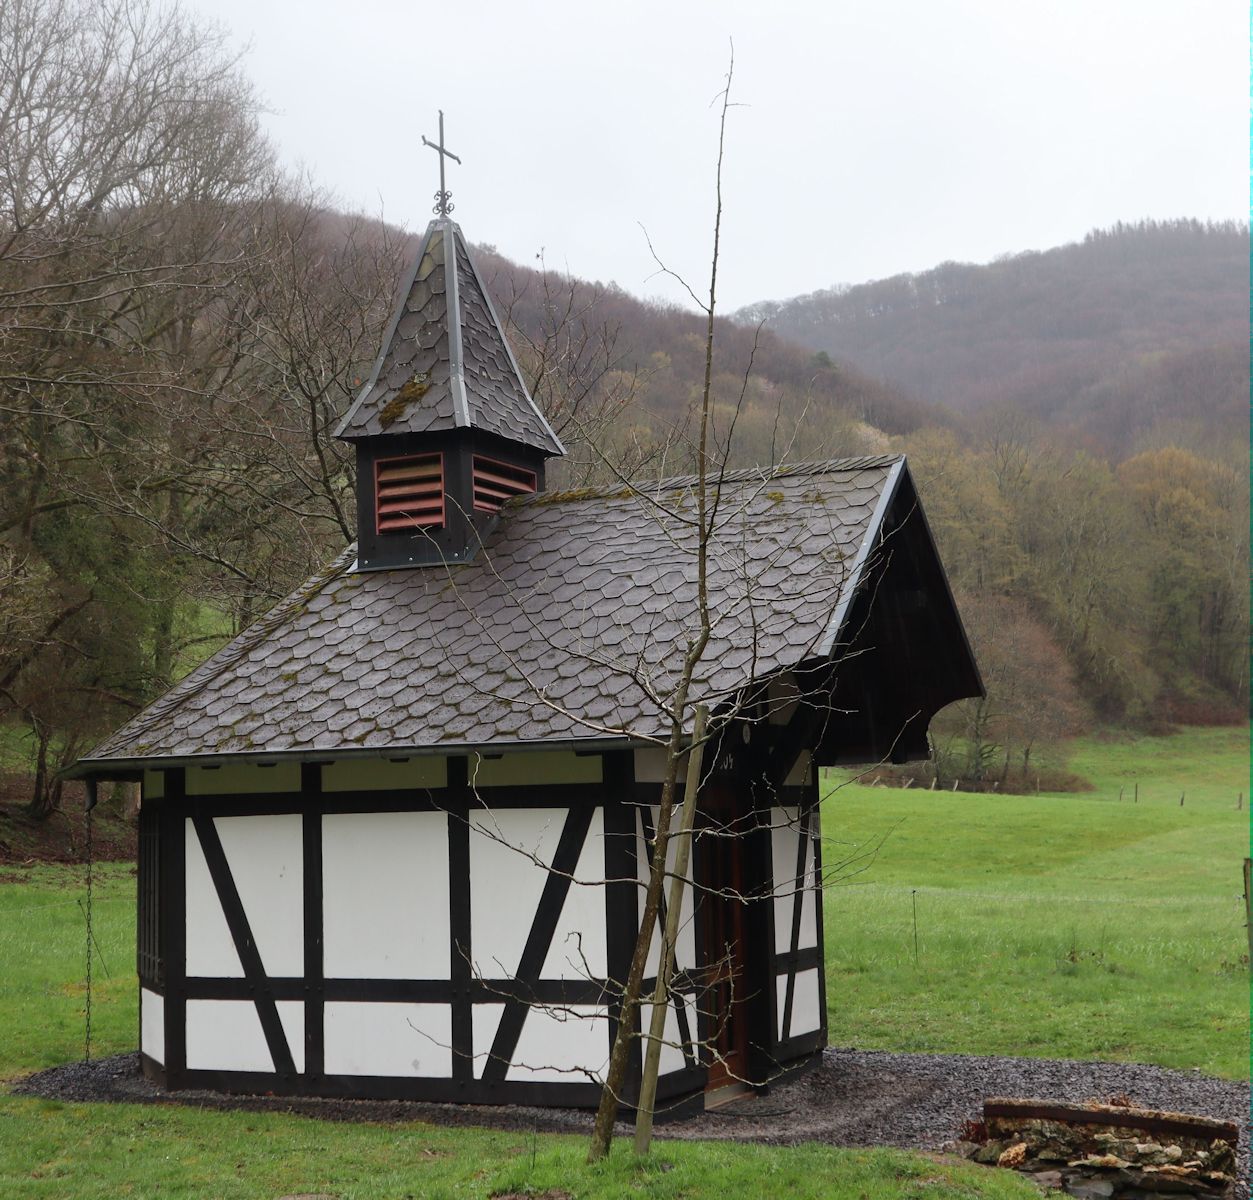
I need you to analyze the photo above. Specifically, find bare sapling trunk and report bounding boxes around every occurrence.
[585,696,697,1160]
[634,703,709,1154]
[586,51,733,1163]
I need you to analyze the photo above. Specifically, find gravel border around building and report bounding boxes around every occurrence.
[14,1047,1248,1196]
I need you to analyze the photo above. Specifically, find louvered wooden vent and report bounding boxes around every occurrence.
[473,456,536,513]
[375,452,445,532]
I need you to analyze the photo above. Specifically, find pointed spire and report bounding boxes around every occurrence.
[334,219,564,458]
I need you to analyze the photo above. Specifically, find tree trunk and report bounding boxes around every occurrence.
[26,724,57,821]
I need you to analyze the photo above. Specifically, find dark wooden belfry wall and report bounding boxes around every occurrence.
[354,428,547,571]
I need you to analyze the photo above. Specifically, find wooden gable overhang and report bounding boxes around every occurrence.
[704,461,983,775]
[814,462,983,765]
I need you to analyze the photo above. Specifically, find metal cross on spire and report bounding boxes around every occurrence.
[421,110,461,217]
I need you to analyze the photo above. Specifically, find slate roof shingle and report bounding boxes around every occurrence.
[80,456,904,767]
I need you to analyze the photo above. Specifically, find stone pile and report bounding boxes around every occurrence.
[953,1097,1239,1198]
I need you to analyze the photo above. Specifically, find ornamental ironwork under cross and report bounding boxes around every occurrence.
[421,111,461,217]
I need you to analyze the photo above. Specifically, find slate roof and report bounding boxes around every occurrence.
[334,217,564,456]
[79,456,905,768]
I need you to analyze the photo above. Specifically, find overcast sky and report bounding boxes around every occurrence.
[191,0,1245,312]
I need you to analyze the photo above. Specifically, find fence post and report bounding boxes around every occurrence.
[1243,859,1252,966]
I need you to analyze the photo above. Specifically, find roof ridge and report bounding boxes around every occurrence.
[516,454,903,506]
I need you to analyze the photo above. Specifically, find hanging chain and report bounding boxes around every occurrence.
[84,797,93,1063]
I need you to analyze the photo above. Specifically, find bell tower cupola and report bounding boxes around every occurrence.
[334,114,564,570]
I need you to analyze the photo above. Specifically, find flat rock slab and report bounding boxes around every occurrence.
[13,1048,1248,1198]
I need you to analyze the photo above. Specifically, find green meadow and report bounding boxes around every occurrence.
[0,727,1243,1197]
[0,866,1032,1200]
[821,726,1250,1079]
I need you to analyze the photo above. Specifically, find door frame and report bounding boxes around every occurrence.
[693,765,775,1092]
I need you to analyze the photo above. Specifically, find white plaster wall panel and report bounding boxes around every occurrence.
[470,808,605,979]
[186,1000,273,1071]
[214,815,304,978]
[798,850,818,952]
[771,808,817,952]
[322,756,446,792]
[507,1004,609,1083]
[140,988,164,1065]
[471,1004,504,1078]
[322,811,450,979]
[184,819,242,977]
[143,770,164,799]
[470,751,603,788]
[784,750,813,788]
[770,807,800,948]
[186,762,300,794]
[643,992,698,1076]
[324,1002,452,1077]
[775,968,823,1040]
[541,807,607,979]
[638,808,695,977]
[632,748,688,783]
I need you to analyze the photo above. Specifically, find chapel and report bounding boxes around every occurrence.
[71,146,981,1114]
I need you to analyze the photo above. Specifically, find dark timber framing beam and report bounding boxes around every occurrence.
[301,762,324,1080]
[447,755,473,1088]
[162,768,187,1085]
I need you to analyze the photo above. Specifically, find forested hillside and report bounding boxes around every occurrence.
[0,0,1245,819]
[468,245,937,481]
[737,220,1249,460]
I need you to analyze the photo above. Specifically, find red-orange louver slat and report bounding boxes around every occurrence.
[472,456,536,513]
[375,453,445,532]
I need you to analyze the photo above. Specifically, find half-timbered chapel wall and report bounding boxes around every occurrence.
[767,750,827,1063]
[138,752,626,1105]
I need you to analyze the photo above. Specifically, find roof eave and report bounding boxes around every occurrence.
[63,732,648,780]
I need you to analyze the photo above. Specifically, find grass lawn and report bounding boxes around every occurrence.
[0,866,1030,1197]
[0,1102,1037,1200]
[822,725,1250,1079]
